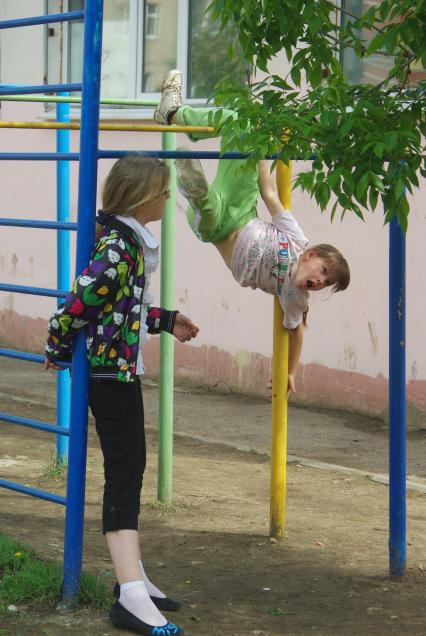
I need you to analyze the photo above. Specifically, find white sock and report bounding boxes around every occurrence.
[120,580,167,627]
[139,560,166,599]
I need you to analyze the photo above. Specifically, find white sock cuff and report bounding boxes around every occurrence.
[121,580,146,593]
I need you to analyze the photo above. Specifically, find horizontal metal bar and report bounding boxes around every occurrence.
[0,83,82,96]
[0,218,77,230]
[0,411,70,436]
[0,479,66,506]
[0,152,80,160]
[0,283,68,298]
[98,149,256,159]
[0,348,71,369]
[0,150,299,161]
[0,120,216,134]
[0,348,44,363]
[0,150,252,161]
[0,95,158,106]
[0,10,84,29]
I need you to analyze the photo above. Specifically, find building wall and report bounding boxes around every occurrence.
[1,1,425,426]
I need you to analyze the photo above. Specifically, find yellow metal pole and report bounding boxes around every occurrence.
[270,160,292,540]
[0,120,214,134]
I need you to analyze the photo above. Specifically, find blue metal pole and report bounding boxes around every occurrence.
[56,94,71,463]
[0,282,68,297]
[0,412,70,436]
[0,82,82,95]
[388,217,406,579]
[0,218,76,230]
[61,0,103,606]
[0,480,66,505]
[0,11,84,29]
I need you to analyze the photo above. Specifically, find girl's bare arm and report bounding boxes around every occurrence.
[258,160,285,217]
[287,322,304,393]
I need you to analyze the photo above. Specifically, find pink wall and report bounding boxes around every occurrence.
[1,6,425,424]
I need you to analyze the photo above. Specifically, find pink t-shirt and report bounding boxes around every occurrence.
[231,211,309,329]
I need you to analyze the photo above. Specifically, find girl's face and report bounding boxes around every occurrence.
[132,180,171,225]
[295,251,335,291]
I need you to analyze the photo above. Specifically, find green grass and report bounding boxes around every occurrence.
[145,498,180,514]
[0,533,110,617]
[42,455,68,480]
[144,497,198,515]
[263,607,295,616]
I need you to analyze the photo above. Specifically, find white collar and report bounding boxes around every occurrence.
[116,215,159,249]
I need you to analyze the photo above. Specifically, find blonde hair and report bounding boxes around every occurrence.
[96,156,170,236]
[310,243,350,292]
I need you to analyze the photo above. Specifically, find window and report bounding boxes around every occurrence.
[145,3,161,40]
[340,0,395,85]
[46,0,249,105]
[187,0,249,99]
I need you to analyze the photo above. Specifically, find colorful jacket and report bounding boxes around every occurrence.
[45,217,177,382]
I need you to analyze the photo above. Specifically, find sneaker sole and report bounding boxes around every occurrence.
[175,156,208,201]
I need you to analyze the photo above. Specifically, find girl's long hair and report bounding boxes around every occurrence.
[96,155,170,236]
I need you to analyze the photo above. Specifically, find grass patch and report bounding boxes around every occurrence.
[144,498,196,515]
[263,607,295,616]
[145,499,180,514]
[0,533,110,617]
[42,455,68,480]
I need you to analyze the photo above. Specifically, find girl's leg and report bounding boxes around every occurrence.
[174,105,236,142]
[106,530,169,627]
[176,105,259,241]
[89,379,182,632]
[106,529,141,583]
[156,71,258,243]
[174,154,226,243]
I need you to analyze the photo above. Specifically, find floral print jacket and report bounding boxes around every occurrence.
[45,217,177,382]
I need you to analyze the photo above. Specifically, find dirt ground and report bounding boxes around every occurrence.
[1,372,426,635]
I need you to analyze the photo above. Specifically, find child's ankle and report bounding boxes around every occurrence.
[168,109,178,125]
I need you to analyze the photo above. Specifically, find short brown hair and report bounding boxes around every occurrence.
[310,244,350,292]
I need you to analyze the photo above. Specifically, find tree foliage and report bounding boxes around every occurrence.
[208,0,426,229]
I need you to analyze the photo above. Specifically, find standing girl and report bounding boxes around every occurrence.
[45,156,198,635]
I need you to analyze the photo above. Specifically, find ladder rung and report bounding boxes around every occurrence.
[0,11,84,29]
[0,83,82,96]
[0,479,66,506]
[0,283,68,298]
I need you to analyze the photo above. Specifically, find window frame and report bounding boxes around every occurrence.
[44,0,210,119]
[145,2,161,40]
[135,0,196,104]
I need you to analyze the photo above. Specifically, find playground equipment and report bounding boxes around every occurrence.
[0,1,406,605]
[0,2,104,604]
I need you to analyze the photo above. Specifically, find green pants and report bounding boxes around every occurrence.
[175,106,259,244]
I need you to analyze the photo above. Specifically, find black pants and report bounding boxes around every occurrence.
[89,378,146,534]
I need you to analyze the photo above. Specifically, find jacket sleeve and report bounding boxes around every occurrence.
[146,307,178,335]
[45,239,126,362]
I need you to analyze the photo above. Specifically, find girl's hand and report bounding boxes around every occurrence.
[44,357,64,371]
[288,373,296,394]
[267,375,296,399]
[173,313,199,343]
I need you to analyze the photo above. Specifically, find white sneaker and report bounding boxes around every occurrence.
[154,69,183,125]
[175,146,209,201]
